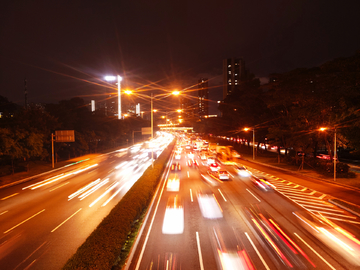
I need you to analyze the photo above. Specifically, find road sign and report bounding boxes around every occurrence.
[55,130,75,142]
[141,127,151,135]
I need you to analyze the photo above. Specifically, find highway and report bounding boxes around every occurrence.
[0,133,173,270]
[126,140,360,270]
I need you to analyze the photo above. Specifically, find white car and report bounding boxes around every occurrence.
[162,195,184,234]
[175,154,181,160]
[234,165,250,177]
[197,192,223,219]
[207,157,216,165]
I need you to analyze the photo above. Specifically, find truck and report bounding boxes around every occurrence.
[216,145,238,164]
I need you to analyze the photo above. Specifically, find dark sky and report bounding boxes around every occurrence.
[1,0,360,108]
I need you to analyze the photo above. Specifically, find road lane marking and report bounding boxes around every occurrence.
[0,211,8,216]
[301,188,307,191]
[196,232,205,270]
[246,189,261,202]
[190,189,193,202]
[218,189,227,202]
[245,232,270,270]
[49,182,69,192]
[15,241,47,269]
[1,193,19,200]
[318,194,327,199]
[51,208,82,232]
[294,233,336,270]
[308,210,356,218]
[187,171,190,178]
[135,169,168,270]
[4,209,45,234]
[310,191,316,195]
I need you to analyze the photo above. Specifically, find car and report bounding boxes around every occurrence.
[251,176,275,191]
[166,173,180,192]
[171,162,181,171]
[218,170,230,180]
[175,153,181,160]
[209,162,220,172]
[207,156,216,165]
[162,195,184,234]
[187,159,193,166]
[197,191,223,219]
[234,165,251,177]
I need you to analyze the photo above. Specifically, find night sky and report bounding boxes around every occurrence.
[1,0,360,109]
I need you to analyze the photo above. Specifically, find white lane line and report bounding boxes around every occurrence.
[187,171,190,178]
[1,193,19,200]
[50,182,70,192]
[275,189,317,196]
[318,194,327,199]
[190,189,193,202]
[51,208,82,232]
[15,241,47,270]
[196,232,205,270]
[286,182,293,185]
[293,202,343,212]
[245,232,270,270]
[294,185,299,188]
[135,171,168,270]
[218,189,227,202]
[301,188,307,191]
[310,191,317,195]
[4,209,45,234]
[309,210,357,218]
[0,211,8,216]
[294,233,336,270]
[246,189,261,202]
[280,195,323,203]
[316,217,360,224]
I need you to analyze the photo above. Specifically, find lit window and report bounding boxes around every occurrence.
[228,79,231,82]
[228,71,231,74]
[235,80,237,82]
[229,83,232,85]
[235,83,237,85]
[228,65,231,68]
[235,74,237,76]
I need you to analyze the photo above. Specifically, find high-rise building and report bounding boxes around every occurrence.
[223,58,246,99]
[198,78,209,117]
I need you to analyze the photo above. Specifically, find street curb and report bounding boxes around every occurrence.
[328,199,360,219]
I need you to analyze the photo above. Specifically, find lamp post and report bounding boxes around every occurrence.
[104,75,122,119]
[123,90,179,167]
[244,127,255,160]
[319,127,337,181]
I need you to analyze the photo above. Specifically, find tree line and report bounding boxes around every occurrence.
[0,97,149,175]
[202,51,360,164]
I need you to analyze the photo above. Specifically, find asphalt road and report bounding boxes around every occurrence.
[126,143,360,270]
[0,135,172,270]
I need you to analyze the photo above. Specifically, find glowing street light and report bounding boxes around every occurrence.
[244,127,255,160]
[104,75,122,119]
[319,127,337,181]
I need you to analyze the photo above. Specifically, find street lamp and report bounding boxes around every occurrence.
[244,127,255,160]
[104,75,122,119]
[319,127,337,181]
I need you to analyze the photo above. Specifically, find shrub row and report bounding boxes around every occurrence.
[62,140,175,270]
